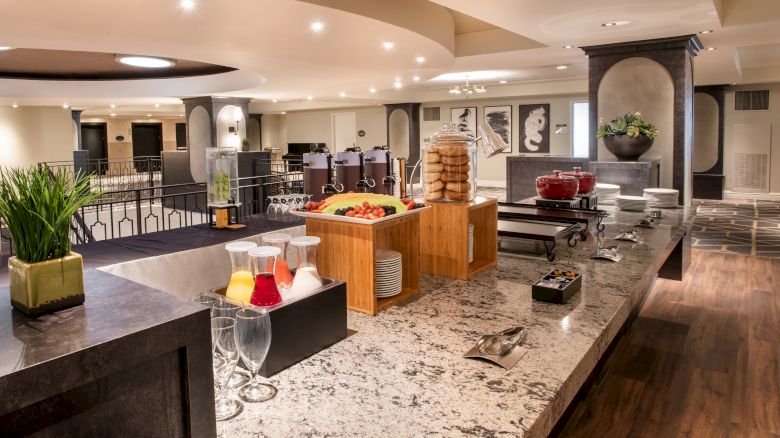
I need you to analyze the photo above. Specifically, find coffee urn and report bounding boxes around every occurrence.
[364,146,395,195]
[303,147,333,202]
[335,148,362,193]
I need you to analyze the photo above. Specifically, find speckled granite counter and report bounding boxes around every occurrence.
[222,206,692,437]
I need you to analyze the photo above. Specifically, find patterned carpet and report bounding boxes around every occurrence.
[692,199,780,258]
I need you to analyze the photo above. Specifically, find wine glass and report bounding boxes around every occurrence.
[234,308,277,402]
[211,317,243,421]
[211,300,250,388]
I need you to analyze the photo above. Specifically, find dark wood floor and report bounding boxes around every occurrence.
[556,250,780,438]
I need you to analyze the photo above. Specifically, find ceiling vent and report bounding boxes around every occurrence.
[735,90,769,111]
[423,107,440,122]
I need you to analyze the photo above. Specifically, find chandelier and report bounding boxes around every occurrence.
[448,77,486,95]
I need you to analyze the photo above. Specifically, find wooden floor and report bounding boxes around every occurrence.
[556,250,780,438]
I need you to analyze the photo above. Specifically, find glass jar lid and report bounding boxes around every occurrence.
[290,236,321,247]
[225,241,258,252]
[249,246,282,257]
[428,122,475,146]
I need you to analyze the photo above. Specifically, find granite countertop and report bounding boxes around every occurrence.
[224,206,692,437]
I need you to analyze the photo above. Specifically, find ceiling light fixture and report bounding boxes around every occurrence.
[449,76,486,95]
[180,0,195,10]
[499,80,507,84]
[154,103,160,108]
[413,76,420,82]
[12,103,18,108]
[146,113,152,117]
[115,55,176,68]
[369,87,376,94]
[601,20,630,27]
[416,56,426,64]
[556,65,568,70]
[62,104,69,109]
[110,103,116,108]
[339,91,346,97]
[394,81,403,89]
[0,46,13,51]
[310,21,325,33]
[281,111,286,115]
[110,113,117,117]
[563,45,575,49]
[699,30,714,34]
[382,41,395,50]
[272,99,278,103]
[705,47,717,51]
[307,95,313,100]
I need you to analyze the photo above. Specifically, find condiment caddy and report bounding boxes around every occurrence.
[532,269,582,304]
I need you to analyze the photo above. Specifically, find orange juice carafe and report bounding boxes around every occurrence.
[262,233,293,295]
[224,241,258,305]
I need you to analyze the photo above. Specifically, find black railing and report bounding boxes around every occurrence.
[41,156,163,196]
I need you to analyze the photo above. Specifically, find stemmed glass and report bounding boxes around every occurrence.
[234,308,277,402]
[211,316,243,421]
[211,300,250,388]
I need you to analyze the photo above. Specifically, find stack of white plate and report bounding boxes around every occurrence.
[596,183,621,205]
[375,249,402,298]
[468,224,474,263]
[643,188,679,208]
[615,195,649,211]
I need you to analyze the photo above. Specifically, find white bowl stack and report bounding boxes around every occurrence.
[643,188,679,208]
[468,224,474,263]
[615,195,649,211]
[375,249,402,298]
[596,183,621,205]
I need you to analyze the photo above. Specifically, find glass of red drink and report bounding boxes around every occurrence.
[248,246,283,307]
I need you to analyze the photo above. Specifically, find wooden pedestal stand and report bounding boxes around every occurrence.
[305,214,420,315]
[419,196,498,280]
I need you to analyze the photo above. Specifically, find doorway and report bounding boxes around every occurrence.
[331,112,356,152]
[81,123,107,175]
[132,123,163,171]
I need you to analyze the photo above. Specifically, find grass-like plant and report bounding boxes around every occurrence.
[0,166,101,263]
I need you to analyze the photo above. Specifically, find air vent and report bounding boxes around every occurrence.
[733,153,769,191]
[735,90,769,111]
[423,107,440,121]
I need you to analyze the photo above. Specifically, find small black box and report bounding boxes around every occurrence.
[532,270,582,304]
[578,192,598,210]
[212,278,347,377]
[533,197,582,209]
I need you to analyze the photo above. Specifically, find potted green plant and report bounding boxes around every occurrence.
[597,112,659,161]
[0,166,101,316]
[241,138,250,151]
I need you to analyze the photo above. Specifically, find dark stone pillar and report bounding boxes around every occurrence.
[583,35,702,205]
[692,85,727,199]
[71,110,83,150]
[385,103,421,165]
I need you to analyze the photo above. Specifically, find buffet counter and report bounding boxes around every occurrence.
[217,206,691,437]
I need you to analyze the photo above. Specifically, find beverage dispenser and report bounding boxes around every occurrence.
[364,146,395,195]
[302,147,331,202]
[335,147,362,193]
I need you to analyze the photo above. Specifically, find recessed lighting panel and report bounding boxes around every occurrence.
[602,20,630,27]
[382,41,395,50]
[394,81,403,89]
[369,87,376,94]
[413,76,420,82]
[146,113,152,117]
[416,56,426,64]
[499,80,507,84]
[62,104,69,109]
[180,0,195,10]
[310,21,324,32]
[339,91,346,97]
[110,113,117,117]
[154,103,160,108]
[12,103,18,108]
[307,95,313,100]
[556,65,568,70]
[272,99,278,103]
[699,30,713,34]
[0,46,13,51]
[563,45,575,49]
[110,103,116,108]
[705,47,717,51]
[116,55,176,68]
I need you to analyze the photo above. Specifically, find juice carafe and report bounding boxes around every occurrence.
[289,236,323,300]
[225,241,257,305]
[262,233,293,295]
[249,246,283,307]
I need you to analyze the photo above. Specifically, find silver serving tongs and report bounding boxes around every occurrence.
[476,326,527,357]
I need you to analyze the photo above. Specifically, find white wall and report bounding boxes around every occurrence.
[724,82,780,193]
[0,106,74,168]
[280,106,387,152]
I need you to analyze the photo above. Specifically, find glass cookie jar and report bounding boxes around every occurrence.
[422,122,477,202]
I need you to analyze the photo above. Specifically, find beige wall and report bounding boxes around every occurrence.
[81,116,184,161]
[0,106,74,168]
[281,106,387,152]
[261,113,289,152]
[421,94,587,183]
[723,82,780,193]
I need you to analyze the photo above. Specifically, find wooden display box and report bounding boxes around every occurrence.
[531,270,582,304]
[419,196,498,280]
[211,278,347,377]
[305,214,420,315]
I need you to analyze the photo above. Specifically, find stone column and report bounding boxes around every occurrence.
[583,35,702,205]
[385,103,421,166]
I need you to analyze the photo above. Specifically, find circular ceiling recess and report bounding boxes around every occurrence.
[0,48,235,80]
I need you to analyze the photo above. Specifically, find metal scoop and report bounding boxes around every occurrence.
[476,326,527,357]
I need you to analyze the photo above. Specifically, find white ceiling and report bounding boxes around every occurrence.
[0,0,778,115]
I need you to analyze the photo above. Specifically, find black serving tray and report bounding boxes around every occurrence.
[210,278,347,377]
[532,270,582,304]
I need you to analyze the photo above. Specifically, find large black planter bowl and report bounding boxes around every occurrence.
[603,135,654,161]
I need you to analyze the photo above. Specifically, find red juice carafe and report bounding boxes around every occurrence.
[248,246,283,307]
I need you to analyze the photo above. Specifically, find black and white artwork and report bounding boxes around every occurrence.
[518,103,550,153]
[450,107,477,137]
[484,105,512,153]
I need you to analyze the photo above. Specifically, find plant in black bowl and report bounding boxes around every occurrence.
[597,112,659,161]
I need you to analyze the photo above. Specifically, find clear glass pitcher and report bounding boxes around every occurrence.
[262,233,293,294]
[224,241,257,305]
[289,236,323,299]
[249,246,283,307]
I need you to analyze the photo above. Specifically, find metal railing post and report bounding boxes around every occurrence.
[135,189,143,236]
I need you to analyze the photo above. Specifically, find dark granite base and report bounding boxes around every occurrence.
[588,160,660,196]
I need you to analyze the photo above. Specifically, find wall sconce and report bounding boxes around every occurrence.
[230,107,243,148]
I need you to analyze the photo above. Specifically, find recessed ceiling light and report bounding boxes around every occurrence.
[310,21,325,33]
[180,0,195,10]
[705,47,717,51]
[154,103,160,108]
[307,95,313,100]
[62,104,69,109]
[12,103,18,108]
[499,80,507,84]
[146,113,152,117]
[115,55,176,68]
[416,56,426,64]
[413,76,420,82]
[0,46,13,51]
[272,99,278,103]
[563,45,575,49]
[382,41,395,50]
[339,91,346,97]
[393,81,403,89]
[110,103,116,108]
[699,30,714,34]
[601,20,630,27]
[179,113,184,117]
[110,113,117,117]
[369,87,376,94]
[556,65,568,70]
[281,111,287,115]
